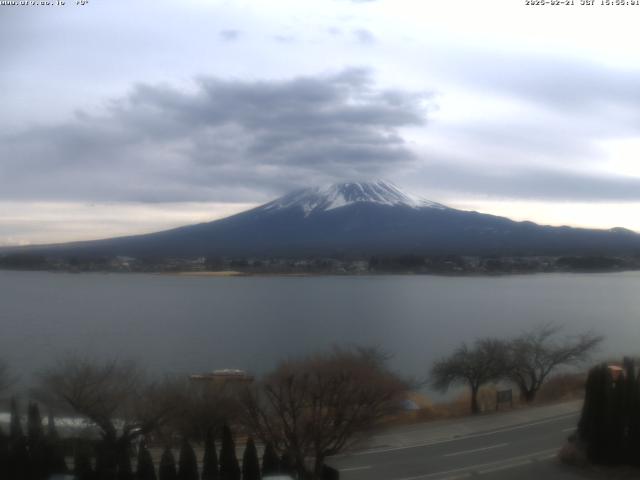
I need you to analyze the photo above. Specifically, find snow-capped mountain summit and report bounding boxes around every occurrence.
[260,180,446,216]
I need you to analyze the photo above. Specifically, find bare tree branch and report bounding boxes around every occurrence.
[150,375,243,442]
[33,355,174,475]
[242,347,408,479]
[506,323,603,402]
[430,338,508,414]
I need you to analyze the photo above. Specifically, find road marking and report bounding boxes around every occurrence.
[439,475,470,480]
[478,452,556,474]
[393,448,558,480]
[562,427,576,433]
[342,412,579,457]
[477,459,531,474]
[443,442,508,458]
[340,465,372,472]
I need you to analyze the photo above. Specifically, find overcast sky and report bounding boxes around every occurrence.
[2,0,640,245]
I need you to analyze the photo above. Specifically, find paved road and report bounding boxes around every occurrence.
[327,405,585,480]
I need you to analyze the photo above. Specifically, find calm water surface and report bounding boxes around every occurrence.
[1,270,639,389]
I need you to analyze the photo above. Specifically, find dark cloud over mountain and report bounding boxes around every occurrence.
[0,69,431,203]
[3,60,640,209]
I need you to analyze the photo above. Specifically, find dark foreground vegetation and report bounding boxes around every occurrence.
[559,357,640,472]
[0,348,406,480]
[0,401,317,480]
[0,326,604,479]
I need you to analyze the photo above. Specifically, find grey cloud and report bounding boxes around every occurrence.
[273,35,295,43]
[0,69,431,204]
[409,159,640,203]
[419,49,640,177]
[353,29,376,45]
[439,49,640,114]
[219,29,241,42]
[436,119,605,170]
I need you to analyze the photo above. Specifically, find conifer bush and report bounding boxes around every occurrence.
[201,428,219,480]
[0,428,9,478]
[46,411,68,475]
[279,451,295,478]
[241,437,260,480]
[117,442,135,480]
[261,443,279,477]
[74,445,95,480]
[219,425,240,480]
[159,448,178,480]
[136,442,157,480]
[577,358,640,465]
[178,438,199,480]
[8,398,29,480]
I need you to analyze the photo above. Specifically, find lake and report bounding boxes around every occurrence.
[1,270,638,394]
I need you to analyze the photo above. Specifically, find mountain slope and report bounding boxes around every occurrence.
[7,181,640,258]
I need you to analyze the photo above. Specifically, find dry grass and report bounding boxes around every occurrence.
[382,372,587,428]
[536,372,586,403]
[381,385,503,427]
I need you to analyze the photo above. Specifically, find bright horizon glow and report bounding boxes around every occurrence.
[2,193,639,247]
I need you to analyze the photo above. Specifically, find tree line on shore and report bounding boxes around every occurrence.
[3,252,637,275]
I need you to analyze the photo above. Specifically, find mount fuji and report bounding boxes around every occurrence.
[10,181,640,258]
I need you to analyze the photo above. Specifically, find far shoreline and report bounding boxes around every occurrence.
[2,268,640,278]
[154,269,640,278]
[169,270,246,277]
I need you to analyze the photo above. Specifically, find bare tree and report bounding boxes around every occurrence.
[35,356,175,477]
[242,347,408,479]
[506,323,603,403]
[430,338,507,414]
